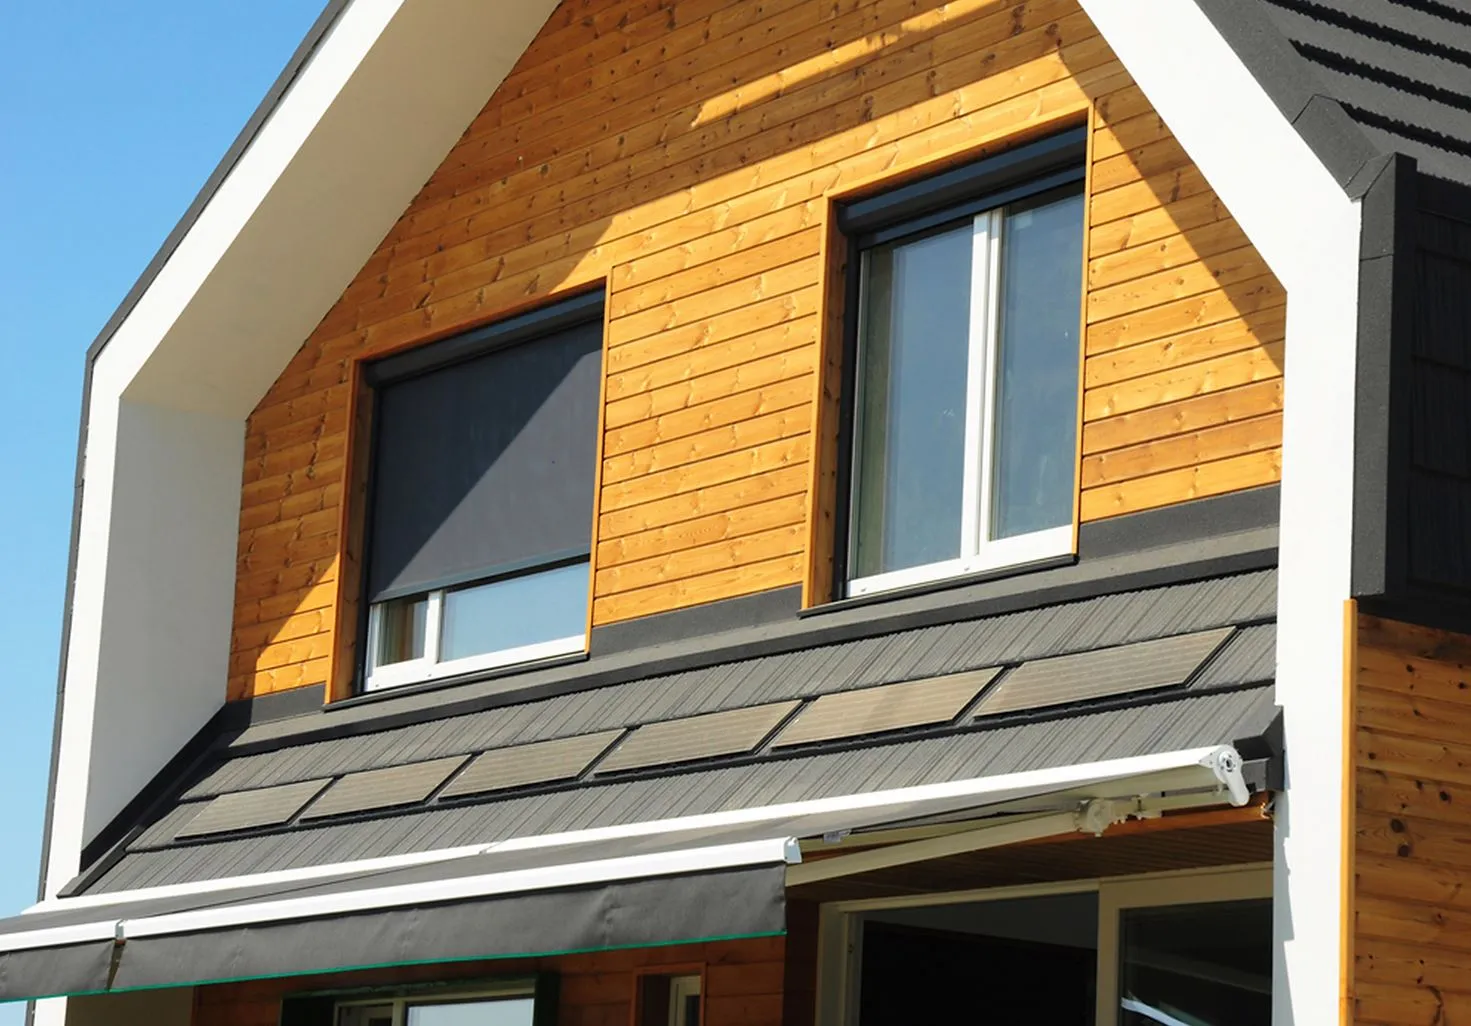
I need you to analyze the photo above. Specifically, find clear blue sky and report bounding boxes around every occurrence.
[0,3,322,1020]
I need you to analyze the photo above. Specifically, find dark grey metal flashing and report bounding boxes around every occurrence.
[1352,153,1417,604]
[1077,484,1279,560]
[588,585,803,658]
[1193,0,1381,190]
[36,0,349,910]
[1353,155,1471,633]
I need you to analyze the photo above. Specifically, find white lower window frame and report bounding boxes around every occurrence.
[667,974,702,1026]
[814,864,1271,1026]
[845,207,1077,599]
[363,586,584,693]
[845,524,1074,597]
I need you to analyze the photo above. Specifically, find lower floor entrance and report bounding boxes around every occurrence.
[823,865,1272,1026]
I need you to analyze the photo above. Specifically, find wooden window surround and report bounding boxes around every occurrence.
[802,122,1093,606]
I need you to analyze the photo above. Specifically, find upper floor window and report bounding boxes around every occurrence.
[839,130,1086,597]
[361,292,604,692]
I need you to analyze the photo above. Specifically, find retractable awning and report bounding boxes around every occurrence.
[0,745,1251,1003]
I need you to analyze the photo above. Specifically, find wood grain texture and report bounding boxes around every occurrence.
[1353,616,1471,1025]
[228,0,1286,699]
[188,936,786,1026]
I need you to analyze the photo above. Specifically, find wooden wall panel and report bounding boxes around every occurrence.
[189,936,785,1026]
[228,0,1285,700]
[1353,615,1471,1026]
[1080,88,1284,521]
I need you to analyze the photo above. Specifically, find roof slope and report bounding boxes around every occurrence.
[75,569,1279,895]
[1207,0,1471,186]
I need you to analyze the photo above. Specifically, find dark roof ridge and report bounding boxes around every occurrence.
[1193,0,1384,189]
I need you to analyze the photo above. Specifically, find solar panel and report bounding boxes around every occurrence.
[973,627,1236,718]
[439,730,625,799]
[594,702,800,775]
[174,779,331,839]
[299,755,470,820]
[772,667,999,748]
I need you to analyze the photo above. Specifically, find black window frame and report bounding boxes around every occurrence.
[355,288,606,693]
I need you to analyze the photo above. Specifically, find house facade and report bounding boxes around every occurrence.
[5,1,1471,1024]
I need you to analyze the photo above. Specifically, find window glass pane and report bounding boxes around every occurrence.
[406,998,536,1026]
[1120,898,1272,1026]
[374,595,428,668]
[852,223,973,578]
[990,188,1084,540]
[860,892,1098,1026]
[337,1007,394,1026]
[440,561,588,662]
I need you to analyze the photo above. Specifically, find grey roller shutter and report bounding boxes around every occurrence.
[366,303,603,603]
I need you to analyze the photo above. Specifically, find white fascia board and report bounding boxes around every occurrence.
[28,745,1244,917]
[1077,4,1362,1024]
[43,0,561,905]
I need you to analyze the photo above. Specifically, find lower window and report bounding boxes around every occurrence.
[819,866,1270,1026]
[365,560,589,692]
[337,991,536,1026]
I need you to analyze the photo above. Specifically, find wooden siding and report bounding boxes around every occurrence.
[1353,615,1471,1026]
[229,0,1285,700]
[189,936,788,1026]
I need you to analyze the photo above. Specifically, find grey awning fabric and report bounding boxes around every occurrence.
[0,743,1253,1003]
[0,868,781,1002]
[0,831,792,1003]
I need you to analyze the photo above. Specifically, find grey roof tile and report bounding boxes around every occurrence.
[93,685,1275,892]
[1191,623,1277,688]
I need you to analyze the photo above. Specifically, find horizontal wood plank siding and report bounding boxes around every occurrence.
[188,936,786,1026]
[229,0,1284,699]
[1079,86,1284,522]
[1354,616,1471,1025]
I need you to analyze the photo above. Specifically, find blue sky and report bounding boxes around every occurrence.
[0,3,322,1019]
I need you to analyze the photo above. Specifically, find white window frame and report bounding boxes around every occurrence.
[667,974,702,1026]
[334,981,537,1025]
[363,568,587,693]
[846,206,1076,599]
[814,864,1271,1026]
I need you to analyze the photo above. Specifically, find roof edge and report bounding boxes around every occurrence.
[1191,0,1382,192]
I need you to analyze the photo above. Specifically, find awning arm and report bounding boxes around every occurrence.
[786,746,1253,887]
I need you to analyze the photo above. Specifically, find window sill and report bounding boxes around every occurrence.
[338,645,589,710]
[802,549,1077,619]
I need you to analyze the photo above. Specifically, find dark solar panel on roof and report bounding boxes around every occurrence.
[594,702,800,774]
[440,730,625,799]
[972,627,1235,718]
[174,780,331,840]
[300,756,469,821]
[772,667,999,748]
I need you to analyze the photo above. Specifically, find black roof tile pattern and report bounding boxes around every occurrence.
[1252,0,1471,184]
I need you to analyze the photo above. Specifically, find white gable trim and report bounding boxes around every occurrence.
[1079,3,1360,1024]
[42,0,562,915]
